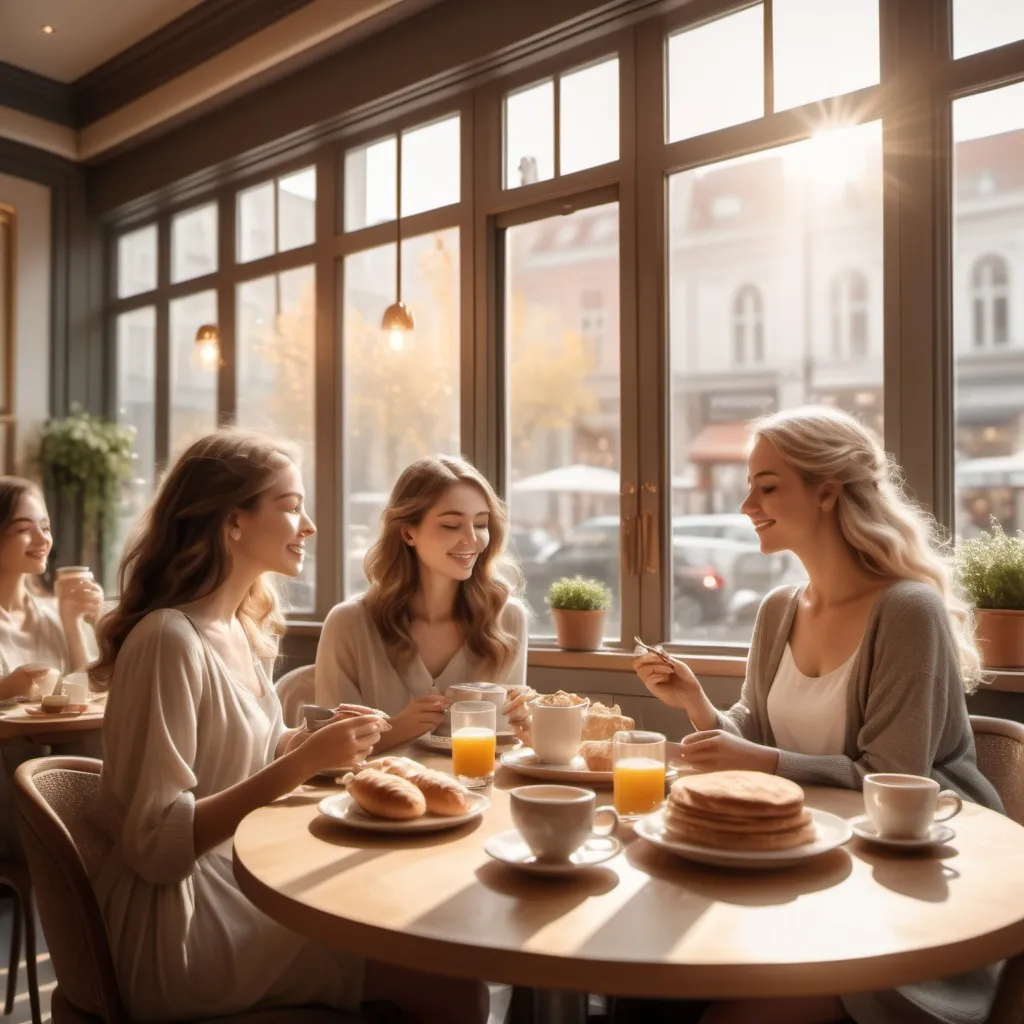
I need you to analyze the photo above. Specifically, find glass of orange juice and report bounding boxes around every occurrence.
[612,730,666,817]
[451,701,497,788]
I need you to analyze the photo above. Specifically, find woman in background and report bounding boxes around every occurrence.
[91,431,486,1023]
[316,455,528,751]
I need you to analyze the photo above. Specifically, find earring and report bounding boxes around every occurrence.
[229,528,242,542]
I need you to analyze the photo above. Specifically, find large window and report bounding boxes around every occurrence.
[103,0,1024,660]
[668,122,883,642]
[954,82,1024,541]
[506,203,621,637]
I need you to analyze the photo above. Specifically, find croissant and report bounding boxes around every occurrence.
[408,769,473,816]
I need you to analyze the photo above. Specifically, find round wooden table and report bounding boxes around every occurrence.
[0,702,104,742]
[233,752,1024,1001]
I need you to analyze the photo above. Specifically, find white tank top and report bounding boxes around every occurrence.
[766,643,855,756]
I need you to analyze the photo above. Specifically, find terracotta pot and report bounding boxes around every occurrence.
[974,608,1024,669]
[551,608,607,651]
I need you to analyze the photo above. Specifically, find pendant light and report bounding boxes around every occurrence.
[192,323,221,369]
[381,133,414,350]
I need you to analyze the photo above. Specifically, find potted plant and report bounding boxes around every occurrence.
[547,576,612,651]
[955,523,1024,669]
[35,407,135,568]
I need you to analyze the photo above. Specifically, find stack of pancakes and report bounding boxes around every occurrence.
[663,770,816,851]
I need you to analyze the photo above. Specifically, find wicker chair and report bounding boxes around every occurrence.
[970,715,1024,826]
[14,757,371,1023]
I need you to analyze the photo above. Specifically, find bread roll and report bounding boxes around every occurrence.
[365,756,426,780]
[408,769,472,816]
[347,770,426,820]
[579,739,613,772]
[582,702,635,741]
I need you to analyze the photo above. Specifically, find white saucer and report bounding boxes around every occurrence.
[483,828,622,875]
[417,731,521,754]
[634,808,852,870]
[318,791,489,832]
[850,815,956,850]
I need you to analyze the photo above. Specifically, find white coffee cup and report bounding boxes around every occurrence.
[54,566,93,598]
[445,683,511,734]
[529,696,589,765]
[62,672,90,706]
[510,784,618,861]
[863,773,963,840]
[21,663,60,698]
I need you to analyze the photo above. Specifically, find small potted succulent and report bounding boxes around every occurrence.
[955,523,1024,669]
[547,576,612,651]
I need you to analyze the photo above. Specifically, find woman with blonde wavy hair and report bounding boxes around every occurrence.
[630,406,1002,1024]
[91,430,486,1024]
[316,454,527,751]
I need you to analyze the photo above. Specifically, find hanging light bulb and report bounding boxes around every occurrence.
[192,323,220,369]
[381,136,414,349]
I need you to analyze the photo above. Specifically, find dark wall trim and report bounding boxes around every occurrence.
[74,0,316,126]
[0,62,75,127]
[0,136,102,417]
[87,0,655,216]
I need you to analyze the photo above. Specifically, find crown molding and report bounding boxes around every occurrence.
[0,63,75,127]
[74,0,316,126]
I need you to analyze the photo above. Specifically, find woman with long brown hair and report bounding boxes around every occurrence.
[316,455,527,751]
[91,431,486,1023]
[0,476,102,696]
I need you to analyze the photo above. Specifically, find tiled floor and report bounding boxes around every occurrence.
[0,899,53,1023]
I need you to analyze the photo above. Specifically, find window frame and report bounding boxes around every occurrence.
[100,0,1024,667]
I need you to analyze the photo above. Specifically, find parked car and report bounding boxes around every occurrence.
[672,513,759,545]
[523,516,728,632]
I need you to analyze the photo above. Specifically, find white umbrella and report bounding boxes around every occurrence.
[511,464,620,495]
[956,452,1024,488]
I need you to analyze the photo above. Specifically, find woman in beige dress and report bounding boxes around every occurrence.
[316,455,527,751]
[0,476,104,856]
[90,431,486,1023]
[631,406,1001,1024]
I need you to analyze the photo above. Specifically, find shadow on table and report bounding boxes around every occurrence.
[307,813,485,850]
[625,841,853,906]
[859,845,960,903]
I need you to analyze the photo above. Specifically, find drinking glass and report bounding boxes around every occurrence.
[451,701,497,788]
[612,730,666,817]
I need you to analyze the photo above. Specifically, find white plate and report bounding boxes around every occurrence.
[317,791,489,833]
[634,807,853,870]
[417,731,521,754]
[500,746,682,787]
[850,815,956,851]
[484,828,622,875]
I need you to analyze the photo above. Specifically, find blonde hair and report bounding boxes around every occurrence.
[92,429,297,687]
[752,406,982,692]
[363,455,520,674]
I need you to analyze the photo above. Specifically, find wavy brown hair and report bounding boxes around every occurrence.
[753,406,982,692]
[363,455,520,674]
[91,430,299,687]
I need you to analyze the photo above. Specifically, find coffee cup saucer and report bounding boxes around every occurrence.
[850,814,956,851]
[484,829,622,875]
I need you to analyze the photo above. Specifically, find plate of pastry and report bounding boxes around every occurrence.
[634,770,852,869]
[318,756,489,833]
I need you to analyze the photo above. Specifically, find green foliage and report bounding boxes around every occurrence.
[547,576,612,612]
[35,407,135,561]
[955,522,1024,611]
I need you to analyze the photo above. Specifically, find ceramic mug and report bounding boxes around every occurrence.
[863,773,963,840]
[510,784,618,861]
[445,683,511,735]
[529,696,589,765]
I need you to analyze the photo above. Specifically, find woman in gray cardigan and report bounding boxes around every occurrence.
[634,406,1002,1024]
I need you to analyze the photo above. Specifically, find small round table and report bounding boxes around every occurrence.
[0,703,104,743]
[233,754,1024,1002]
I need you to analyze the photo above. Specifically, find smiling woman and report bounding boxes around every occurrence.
[315,454,529,751]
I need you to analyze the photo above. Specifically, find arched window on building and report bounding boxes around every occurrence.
[732,284,764,366]
[971,254,1009,348]
[830,270,869,360]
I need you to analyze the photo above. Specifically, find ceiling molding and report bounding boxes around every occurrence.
[0,63,75,127]
[73,0,316,125]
